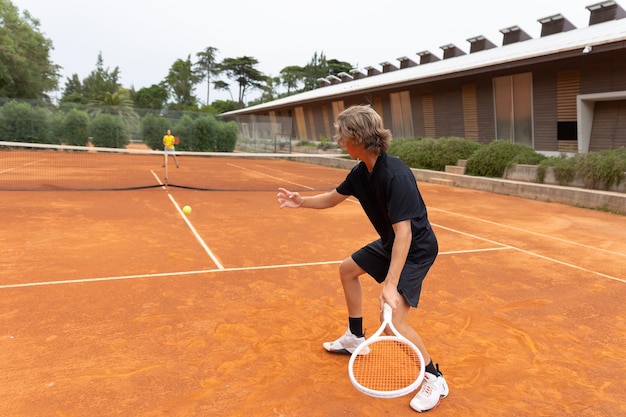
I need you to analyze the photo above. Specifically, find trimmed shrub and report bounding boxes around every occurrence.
[466,140,546,177]
[193,115,218,152]
[173,115,195,151]
[61,108,90,146]
[389,137,482,171]
[397,138,437,169]
[0,100,52,143]
[537,154,578,185]
[436,137,483,170]
[538,148,626,189]
[141,113,171,150]
[49,110,65,144]
[579,149,626,190]
[388,138,422,167]
[90,114,128,148]
[214,120,238,152]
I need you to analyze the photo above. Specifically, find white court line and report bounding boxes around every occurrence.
[173,165,623,283]
[432,223,513,249]
[432,223,625,284]
[0,159,44,174]
[151,170,164,186]
[431,207,626,259]
[3,166,622,288]
[512,246,625,283]
[0,248,507,289]
[166,193,224,270]
[154,168,221,268]
[227,162,317,190]
[0,261,343,289]
[150,167,222,269]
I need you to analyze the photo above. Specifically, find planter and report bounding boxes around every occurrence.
[505,164,626,193]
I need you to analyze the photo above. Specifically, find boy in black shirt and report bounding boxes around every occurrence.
[277,105,448,412]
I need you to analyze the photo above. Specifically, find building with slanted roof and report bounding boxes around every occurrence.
[222,1,626,154]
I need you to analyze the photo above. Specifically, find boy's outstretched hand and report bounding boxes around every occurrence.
[277,187,303,209]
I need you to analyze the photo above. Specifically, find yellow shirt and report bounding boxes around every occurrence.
[163,134,176,149]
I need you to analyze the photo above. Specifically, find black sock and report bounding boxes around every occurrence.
[348,317,364,338]
[425,360,442,377]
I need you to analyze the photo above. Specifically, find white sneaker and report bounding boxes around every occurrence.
[410,371,449,412]
[323,329,368,354]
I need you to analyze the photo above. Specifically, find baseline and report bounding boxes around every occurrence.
[0,247,511,290]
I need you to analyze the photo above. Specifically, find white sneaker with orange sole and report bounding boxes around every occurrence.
[410,371,449,412]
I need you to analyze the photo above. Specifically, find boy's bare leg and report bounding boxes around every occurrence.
[338,257,364,317]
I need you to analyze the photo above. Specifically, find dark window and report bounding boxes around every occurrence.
[557,121,577,140]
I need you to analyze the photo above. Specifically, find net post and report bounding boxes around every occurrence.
[163,150,169,188]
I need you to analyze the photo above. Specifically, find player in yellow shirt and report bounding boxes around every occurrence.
[162,129,179,168]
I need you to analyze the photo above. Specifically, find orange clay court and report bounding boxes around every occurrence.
[1,154,625,417]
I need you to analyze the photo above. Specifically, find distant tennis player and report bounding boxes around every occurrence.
[162,129,179,168]
[277,105,448,412]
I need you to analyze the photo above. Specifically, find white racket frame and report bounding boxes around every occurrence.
[348,303,425,398]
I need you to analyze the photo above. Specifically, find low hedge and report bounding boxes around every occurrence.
[465,140,546,177]
[388,137,481,171]
[388,137,625,191]
[539,148,626,190]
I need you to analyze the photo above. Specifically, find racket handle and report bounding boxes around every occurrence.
[383,302,392,322]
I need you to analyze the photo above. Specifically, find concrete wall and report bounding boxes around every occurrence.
[504,164,626,193]
[413,168,626,213]
[295,156,626,213]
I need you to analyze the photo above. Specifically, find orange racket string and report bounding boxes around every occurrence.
[351,339,423,392]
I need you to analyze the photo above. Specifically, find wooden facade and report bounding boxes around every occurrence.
[223,2,626,153]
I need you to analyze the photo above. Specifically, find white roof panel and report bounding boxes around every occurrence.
[226,19,626,114]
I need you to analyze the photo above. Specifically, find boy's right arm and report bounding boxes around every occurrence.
[301,189,346,209]
[277,188,346,209]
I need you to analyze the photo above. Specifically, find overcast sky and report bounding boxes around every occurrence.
[12,0,597,103]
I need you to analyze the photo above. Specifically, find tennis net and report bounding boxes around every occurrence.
[0,141,354,192]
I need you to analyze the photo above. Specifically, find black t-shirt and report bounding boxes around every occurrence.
[336,152,437,258]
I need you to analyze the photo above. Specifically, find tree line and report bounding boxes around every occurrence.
[1,0,353,114]
[0,98,239,152]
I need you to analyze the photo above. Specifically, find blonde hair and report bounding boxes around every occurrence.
[333,105,392,154]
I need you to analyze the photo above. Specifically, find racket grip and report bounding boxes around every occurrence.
[383,302,392,321]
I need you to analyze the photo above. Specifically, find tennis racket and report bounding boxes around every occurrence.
[348,303,425,398]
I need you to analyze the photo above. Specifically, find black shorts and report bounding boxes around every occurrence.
[351,239,437,308]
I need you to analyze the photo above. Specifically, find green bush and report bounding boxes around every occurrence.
[141,113,171,150]
[410,138,439,169]
[579,149,626,190]
[537,149,626,189]
[0,100,52,143]
[538,154,578,185]
[295,140,317,147]
[193,115,218,152]
[49,110,65,144]
[61,108,90,146]
[387,138,412,156]
[90,114,128,148]
[214,121,238,152]
[389,137,482,171]
[466,140,546,177]
[173,115,195,151]
[436,137,483,170]
[389,138,432,168]
[140,113,236,152]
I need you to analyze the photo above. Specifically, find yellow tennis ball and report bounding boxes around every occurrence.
[183,205,192,215]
